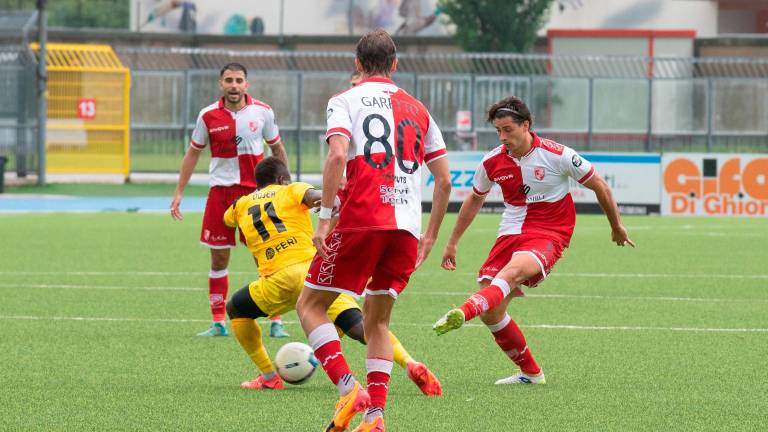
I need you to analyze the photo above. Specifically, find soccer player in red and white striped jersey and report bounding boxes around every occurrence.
[170,63,290,338]
[433,96,634,385]
[296,30,451,432]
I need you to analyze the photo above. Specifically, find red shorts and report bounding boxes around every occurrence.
[478,233,565,288]
[200,185,255,248]
[305,230,418,299]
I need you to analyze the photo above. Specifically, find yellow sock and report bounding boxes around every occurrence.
[231,318,275,374]
[389,331,414,368]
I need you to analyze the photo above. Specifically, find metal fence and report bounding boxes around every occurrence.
[3,46,768,177]
[120,48,768,175]
[0,45,37,176]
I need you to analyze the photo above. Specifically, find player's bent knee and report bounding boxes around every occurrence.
[363,317,390,337]
[479,306,507,325]
[345,322,366,344]
[225,300,237,319]
[334,309,365,344]
[297,289,328,314]
[498,266,527,286]
[228,285,267,319]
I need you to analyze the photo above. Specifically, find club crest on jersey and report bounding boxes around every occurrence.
[534,167,545,181]
[248,121,259,132]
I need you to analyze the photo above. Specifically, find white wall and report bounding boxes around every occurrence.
[132,0,717,37]
[543,0,718,37]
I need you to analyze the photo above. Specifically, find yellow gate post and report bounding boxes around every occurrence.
[30,43,131,179]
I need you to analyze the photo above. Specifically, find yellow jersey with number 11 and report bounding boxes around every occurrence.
[224,182,316,277]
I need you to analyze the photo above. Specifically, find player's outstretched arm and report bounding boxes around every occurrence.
[583,173,635,247]
[170,146,202,221]
[441,192,486,270]
[416,157,451,268]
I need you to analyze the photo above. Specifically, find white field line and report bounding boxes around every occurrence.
[2,271,768,281]
[0,271,255,276]
[0,283,200,291]
[0,314,766,333]
[417,292,768,303]
[456,272,768,280]
[1,282,766,304]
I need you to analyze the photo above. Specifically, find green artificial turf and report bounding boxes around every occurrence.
[0,213,766,431]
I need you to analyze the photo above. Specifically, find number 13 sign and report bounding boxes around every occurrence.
[78,98,96,119]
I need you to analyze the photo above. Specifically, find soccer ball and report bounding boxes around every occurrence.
[275,342,319,385]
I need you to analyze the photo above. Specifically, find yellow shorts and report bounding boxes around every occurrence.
[249,259,361,323]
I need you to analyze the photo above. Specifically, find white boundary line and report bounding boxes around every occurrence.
[418,292,768,303]
[0,314,766,333]
[0,283,200,291]
[1,270,767,280]
[555,272,768,280]
[1,282,766,304]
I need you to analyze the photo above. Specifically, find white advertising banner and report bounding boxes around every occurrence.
[661,153,768,217]
[424,151,661,214]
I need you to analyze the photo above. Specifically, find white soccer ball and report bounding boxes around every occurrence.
[275,342,319,385]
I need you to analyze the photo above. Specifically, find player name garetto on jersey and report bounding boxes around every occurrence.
[325,77,448,239]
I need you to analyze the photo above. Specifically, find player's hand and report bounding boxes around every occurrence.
[441,243,457,270]
[170,194,183,220]
[312,218,333,259]
[612,225,635,247]
[415,233,437,269]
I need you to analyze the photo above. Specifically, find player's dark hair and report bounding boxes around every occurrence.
[220,62,248,78]
[487,96,534,128]
[355,29,397,76]
[255,157,290,188]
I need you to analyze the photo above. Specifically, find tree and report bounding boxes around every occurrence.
[0,0,128,29]
[438,0,554,52]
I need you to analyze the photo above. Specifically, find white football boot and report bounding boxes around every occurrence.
[495,371,546,385]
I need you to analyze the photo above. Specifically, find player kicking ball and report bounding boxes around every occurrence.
[224,157,442,396]
[433,96,634,385]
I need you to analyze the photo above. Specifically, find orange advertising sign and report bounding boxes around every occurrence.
[662,154,768,217]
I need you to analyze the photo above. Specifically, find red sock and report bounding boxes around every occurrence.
[366,358,393,409]
[489,315,541,375]
[460,278,511,321]
[208,270,228,322]
[314,339,351,385]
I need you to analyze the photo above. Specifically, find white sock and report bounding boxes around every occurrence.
[337,373,355,396]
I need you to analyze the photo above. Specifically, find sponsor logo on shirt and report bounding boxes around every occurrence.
[379,185,410,205]
[209,125,230,133]
[493,174,515,182]
[268,237,298,259]
[572,154,583,167]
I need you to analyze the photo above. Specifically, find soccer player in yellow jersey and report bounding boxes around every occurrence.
[224,157,442,396]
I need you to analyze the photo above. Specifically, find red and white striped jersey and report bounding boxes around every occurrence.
[325,76,447,239]
[191,94,280,188]
[472,132,595,246]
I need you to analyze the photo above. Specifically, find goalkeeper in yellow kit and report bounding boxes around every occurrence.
[224,157,442,396]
